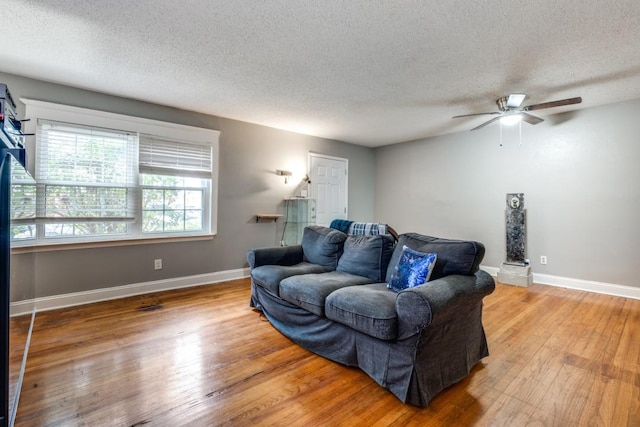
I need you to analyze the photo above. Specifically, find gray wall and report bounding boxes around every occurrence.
[6,70,638,296]
[374,99,640,288]
[1,72,375,298]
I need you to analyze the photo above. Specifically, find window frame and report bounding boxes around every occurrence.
[138,175,210,235]
[13,99,219,247]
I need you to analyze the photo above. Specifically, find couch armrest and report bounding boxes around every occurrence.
[395,270,495,339]
[247,245,304,269]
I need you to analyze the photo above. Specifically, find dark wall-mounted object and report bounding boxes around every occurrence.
[1,82,30,427]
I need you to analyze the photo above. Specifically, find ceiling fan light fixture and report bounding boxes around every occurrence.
[500,114,522,126]
[506,94,526,108]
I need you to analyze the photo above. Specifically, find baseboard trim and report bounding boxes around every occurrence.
[13,265,638,316]
[10,267,251,316]
[9,300,35,318]
[481,265,640,300]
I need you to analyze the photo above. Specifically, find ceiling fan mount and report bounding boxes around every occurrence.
[496,94,526,111]
[453,94,582,131]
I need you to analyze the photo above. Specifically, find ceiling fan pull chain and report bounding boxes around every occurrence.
[519,120,523,146]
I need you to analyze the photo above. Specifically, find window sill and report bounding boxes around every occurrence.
[11,234,215,254]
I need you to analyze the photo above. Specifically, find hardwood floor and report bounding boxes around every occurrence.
[14,278,640,426]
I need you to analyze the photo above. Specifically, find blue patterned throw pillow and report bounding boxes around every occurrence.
[387,246,437,292]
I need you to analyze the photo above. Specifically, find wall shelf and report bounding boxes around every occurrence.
[255,214,283,223]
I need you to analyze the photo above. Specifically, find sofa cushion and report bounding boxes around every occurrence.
[280,271,374,316]
[301,226,348,269]
[337,234,394,282]
[387,246,437,292]
[325,283,398,340]
[251,263,330,297]
[386,233,485,282]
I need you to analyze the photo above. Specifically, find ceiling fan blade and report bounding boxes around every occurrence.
[453,111,501,119]
[520,112,544,125]
[523,97,582,111]
[471,116,502,131]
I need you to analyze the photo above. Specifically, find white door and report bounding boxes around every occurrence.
[309,153,348,226]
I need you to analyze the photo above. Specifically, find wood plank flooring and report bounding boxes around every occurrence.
[14,278,640,426]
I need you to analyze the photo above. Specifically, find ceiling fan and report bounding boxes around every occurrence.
[453,94,582,131]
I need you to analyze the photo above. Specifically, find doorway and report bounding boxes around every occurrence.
[309,153,348,226]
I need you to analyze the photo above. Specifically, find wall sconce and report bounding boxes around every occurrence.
[300,174,312,198]
[276,169,293,183]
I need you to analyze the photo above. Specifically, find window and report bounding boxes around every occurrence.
[140,175,207,233]
[11,100,219,246]
[139,135,212,234]
[36,120,137,238]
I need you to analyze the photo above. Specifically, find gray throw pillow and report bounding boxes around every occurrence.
[337,234,394,282]
[301,226,347,269]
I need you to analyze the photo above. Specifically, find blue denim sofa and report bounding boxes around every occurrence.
[248,225,495,407]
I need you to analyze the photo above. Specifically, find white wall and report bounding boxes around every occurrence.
[374,99,640,288]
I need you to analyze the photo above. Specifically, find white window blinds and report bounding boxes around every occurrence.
[10,156,36,234]
[139,135,212,179]
[36,119,138,221]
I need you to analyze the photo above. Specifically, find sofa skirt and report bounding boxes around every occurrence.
[251,281,490,407]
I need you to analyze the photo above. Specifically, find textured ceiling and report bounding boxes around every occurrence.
[2,1,640,147]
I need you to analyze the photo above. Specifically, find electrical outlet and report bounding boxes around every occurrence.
[154,259,163,270]
[540,256,547,265]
